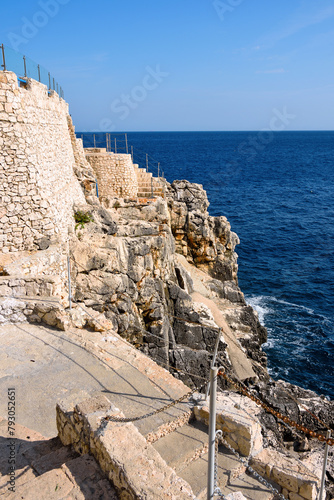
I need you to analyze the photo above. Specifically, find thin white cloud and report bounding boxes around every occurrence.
[257,4,334,48]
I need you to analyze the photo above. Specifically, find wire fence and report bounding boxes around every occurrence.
[78,132,164,179]
[0,43,64,98]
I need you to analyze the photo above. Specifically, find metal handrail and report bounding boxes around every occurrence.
[78,132,165,180]
[0,43,64,98]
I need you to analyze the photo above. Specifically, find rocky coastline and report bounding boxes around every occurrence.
[0,69,332,497]
[67,174,333,496]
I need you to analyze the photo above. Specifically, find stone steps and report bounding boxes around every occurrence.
[151,420,275,500]
[134,165,163,199]
[57,393,279,499]
[152,420,208,470]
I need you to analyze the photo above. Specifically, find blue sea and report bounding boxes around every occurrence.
[78,131,334,399]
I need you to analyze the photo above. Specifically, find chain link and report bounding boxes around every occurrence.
[70,254,332,439]
[220,437,286,500]
[102,383,206,423]
[218,370,334,447]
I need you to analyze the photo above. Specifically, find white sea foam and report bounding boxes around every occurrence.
[269,296,314,315]
[245,295,273,324]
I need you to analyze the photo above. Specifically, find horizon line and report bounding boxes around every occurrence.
[76,129,334,134]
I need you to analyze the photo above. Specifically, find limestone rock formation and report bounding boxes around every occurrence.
[68,180,267,392]
[167,180,240,284]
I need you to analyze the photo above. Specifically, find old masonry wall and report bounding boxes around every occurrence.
[0,71,86,253]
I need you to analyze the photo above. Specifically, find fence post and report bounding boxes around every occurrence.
[146,154,148,172]
[114,138,117,154]
[93,134,96,148]
[319,430,331,500]
[37,64,41,82]
[205,329,221,399]
[125,133,128,154]
[48,72,51,89]
[67,256,72,312]
[207,367,218,500]
[23,55,27,77]
[131,145,134,162]
[0,44,6,71]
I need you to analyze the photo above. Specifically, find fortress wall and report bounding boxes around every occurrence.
[0,71,85,253]
[85,149,138,199]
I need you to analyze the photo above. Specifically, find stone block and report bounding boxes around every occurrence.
[290,493,305,500]
[194,392,263,457]
[250,449,320,500]
[225,493,247,500]
[298,482,318,500]
[57,395,195,499]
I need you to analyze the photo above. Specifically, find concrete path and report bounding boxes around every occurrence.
[0,323,277,499]
[0,323,190,438]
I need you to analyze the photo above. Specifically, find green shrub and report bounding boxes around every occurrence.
[74,211,93,230]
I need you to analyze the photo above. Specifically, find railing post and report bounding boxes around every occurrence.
[67,256,72,312]
[146,154,148,172]
[23,55,27,77]
[115,138,117,154]
[53,77,55,90]
[205,329,221,399]
[125,133,128,154]
[93,134,96,148]
[48,72,51,90]
[37,64,41,82]
[1,44,6,71]
[207,367,218,500]
[131,145,134,162]
[56,82,59,94]
[319,430,331,500]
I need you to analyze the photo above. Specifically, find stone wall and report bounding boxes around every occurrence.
[85,149,138,199]
[0,71,86,253]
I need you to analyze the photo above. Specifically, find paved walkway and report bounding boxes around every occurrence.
[0,323,190,438]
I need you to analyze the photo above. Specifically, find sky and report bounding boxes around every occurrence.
[0,0,333,131]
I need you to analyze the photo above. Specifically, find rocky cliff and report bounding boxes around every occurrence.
[64,176,334,498]
[69,179,268,388]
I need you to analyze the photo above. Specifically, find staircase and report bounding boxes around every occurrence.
[57,388,279,500]
[151,420,276,500]
[134,165,164,198]
[0,419,117,499]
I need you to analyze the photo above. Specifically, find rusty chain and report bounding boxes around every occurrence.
[218,370,334,447]
[102,383,206,423]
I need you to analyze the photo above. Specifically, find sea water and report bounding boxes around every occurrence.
[79,131,334,399]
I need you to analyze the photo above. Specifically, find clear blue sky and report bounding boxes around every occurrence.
[1,0,333,131]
